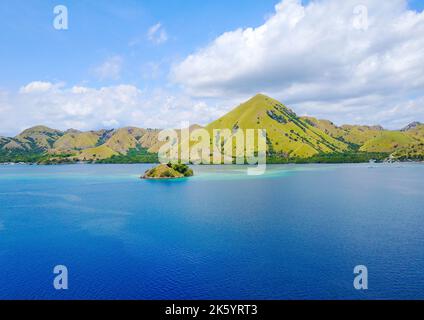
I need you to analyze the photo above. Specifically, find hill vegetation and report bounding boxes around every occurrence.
[391,142,424,161]
[142,163,194,179]
[206,94,349,159]
[359,131,416,153]
[1,95,423,164]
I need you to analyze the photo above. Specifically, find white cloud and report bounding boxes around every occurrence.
[0,83,222,136]
[20,81,56,93]
[2,1,424,136]
[93,56,123,80]
[147,23,168,45]
[172,0,424,127]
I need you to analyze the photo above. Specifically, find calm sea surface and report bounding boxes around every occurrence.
[0,163,423,300]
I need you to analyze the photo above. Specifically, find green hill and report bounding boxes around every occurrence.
[340,125,385,145]
[103,127,162,154]
[359,131,417,153]
[105,128,141,154]
[300,117,424,155]
[301,117,385,148]
[76,145,118,161]
[206,94,349,158]
[402,122,424,142]
[391,142,424,161]
[15,125,64,151]
[1,94,424,164]
[53,131,101,152]
[0,137,25,151]
[387,123,424,160]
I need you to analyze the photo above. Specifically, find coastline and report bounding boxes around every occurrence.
[1,159,423,166]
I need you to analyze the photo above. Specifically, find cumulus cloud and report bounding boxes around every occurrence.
[147,23,168,45]
[93,56,123,80]
[0,82,222,136]
[20,81,59,93]
[171,0,424,127]
[2,0,423,135]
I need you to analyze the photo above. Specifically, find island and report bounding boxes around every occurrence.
[142,163,194,180]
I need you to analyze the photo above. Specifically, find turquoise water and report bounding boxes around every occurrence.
[0,163,424,300]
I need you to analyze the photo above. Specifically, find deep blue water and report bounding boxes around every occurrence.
[0,163,424,300]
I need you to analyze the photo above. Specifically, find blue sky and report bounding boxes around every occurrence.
[0,0,280,89]
[1,0,419,89]
[0,0,424,135]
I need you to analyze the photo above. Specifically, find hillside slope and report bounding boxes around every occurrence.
[391,142,424,160]
[359,131,417,153]
[402,122,424,142]
[16,126,64,150]
[301,117,385,147]
[53,131,101,152]
[206,94,349,158]
[1,95,424,163]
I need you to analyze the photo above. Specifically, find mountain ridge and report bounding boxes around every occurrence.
[1,94,423,163]
[206,94,349,158]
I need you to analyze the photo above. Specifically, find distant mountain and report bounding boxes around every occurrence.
[390,122,424,161]
[1,94,424,163]
[401,122,424,142]
[359,131,416,153]
[53,131,103,152]
[401,121,423,132]
[297,117,424,156]
[0,125,63,153]
[16,125,64,151]
[301,117,385,147]
[0,125,163,163]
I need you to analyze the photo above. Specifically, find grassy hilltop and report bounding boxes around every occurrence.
[1,94,423,164]
[206,94,348,159]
